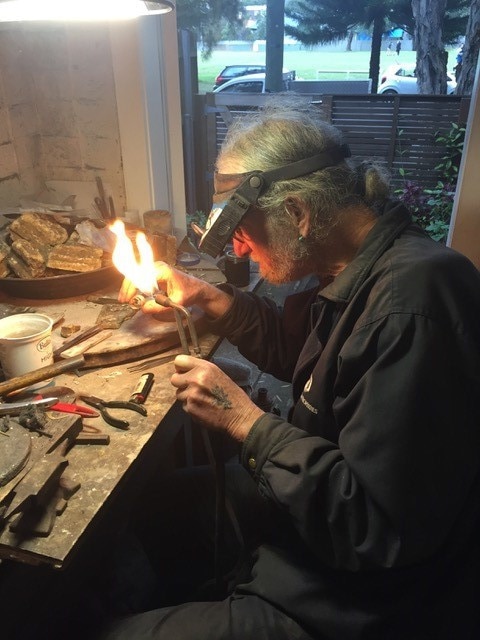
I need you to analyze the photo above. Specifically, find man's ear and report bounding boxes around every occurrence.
[285,197,311,238]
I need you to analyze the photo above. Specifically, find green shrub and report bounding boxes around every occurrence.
[395,123,466,243]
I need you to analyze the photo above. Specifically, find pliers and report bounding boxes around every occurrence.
[78,394,147,430]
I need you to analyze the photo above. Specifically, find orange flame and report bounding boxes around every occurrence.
[110,219,157,294]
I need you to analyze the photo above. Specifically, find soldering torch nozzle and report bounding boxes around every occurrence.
[129,292,154,309]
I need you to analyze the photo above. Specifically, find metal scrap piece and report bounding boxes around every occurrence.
[18,406,52,437]
[60,324,81,338]
[0,420,31,486]
[95,303,137,329]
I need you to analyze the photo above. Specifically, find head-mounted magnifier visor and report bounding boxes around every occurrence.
[198,144,351,257]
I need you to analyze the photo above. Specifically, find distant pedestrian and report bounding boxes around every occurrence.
[387,42,393,56]
[396,39,402,56]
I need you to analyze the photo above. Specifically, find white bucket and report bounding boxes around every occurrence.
[0,313,54,389]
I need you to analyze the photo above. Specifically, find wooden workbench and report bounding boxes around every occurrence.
[0,285,221,569]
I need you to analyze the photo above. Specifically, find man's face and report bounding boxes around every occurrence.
[236,220,311,284]
[214,159,306,284]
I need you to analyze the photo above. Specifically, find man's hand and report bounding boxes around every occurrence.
[171,355,264,442]
[118,261,234,319]
[118,262,202,313]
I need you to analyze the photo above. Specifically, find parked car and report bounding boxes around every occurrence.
[378,63,456,95]
[213,64,266,89]
[212,72,294,94]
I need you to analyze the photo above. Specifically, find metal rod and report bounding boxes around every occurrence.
[129,290,202,358]
[153,293,202,358]
[173,307,190,355]
[127,352,182,372]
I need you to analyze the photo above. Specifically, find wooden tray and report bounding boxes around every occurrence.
[0,265,122,299]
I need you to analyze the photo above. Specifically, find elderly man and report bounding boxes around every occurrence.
[101,97,480,640]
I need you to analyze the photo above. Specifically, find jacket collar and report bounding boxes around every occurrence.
[320,201,412,304]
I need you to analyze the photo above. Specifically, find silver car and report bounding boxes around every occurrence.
[378,63,456,95]
[212,72,294,93]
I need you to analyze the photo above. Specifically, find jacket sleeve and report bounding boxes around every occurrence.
[241,311,480,571]
[206,284,320,382]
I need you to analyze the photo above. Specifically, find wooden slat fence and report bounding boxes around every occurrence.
[192,93,470,215]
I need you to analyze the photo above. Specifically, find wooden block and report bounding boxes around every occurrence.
[75,432,110,445]
[10,212,69,246]
[0,260,11,278]
[0,239,11,262]
[47,244,103,272]
[148,232,177,265]
[11,237,47,276]
[7,252,39,279]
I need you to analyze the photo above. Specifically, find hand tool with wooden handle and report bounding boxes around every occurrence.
[0,355,85,398]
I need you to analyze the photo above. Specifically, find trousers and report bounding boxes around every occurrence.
[95,462,314,640]
[99,596,311,640]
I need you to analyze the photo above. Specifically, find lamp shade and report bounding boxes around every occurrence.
[0,0,175,21]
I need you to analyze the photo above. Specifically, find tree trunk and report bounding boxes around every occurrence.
[346,30,354,52]
[456,0,480,95]
[412,0,448,94]
[265,0,285,93]
[369,13,385,94]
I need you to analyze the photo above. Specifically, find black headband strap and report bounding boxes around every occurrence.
[214,143,351,188]
[261,143,351,186]
[199,143,351,257]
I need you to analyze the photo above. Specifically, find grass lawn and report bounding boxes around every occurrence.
[197,47,458,92]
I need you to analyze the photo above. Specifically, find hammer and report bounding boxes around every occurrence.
[0,355,85,398]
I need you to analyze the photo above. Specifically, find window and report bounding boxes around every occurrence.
[219,81,264,93]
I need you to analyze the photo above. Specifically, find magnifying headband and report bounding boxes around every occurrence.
[198,143,351,257]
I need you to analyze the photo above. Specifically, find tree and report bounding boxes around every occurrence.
[346,30,355,52]
[285,0,469,94]
[456,0,480,95]
[412,0,449,94]
[265,0,286,92]
[255,12,267,40]
[391,0,469,45]
[285,0,402,93]
[175,0,242,57]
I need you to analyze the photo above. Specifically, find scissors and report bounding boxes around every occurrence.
[78,394,147,430]
[29,387,100,418]
[48,401,100,418]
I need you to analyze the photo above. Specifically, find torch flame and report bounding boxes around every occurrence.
[110,219,158,294]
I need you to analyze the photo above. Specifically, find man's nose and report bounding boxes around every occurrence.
[232,237,251,257]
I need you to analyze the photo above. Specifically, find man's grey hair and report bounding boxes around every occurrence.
[218,96,390,254]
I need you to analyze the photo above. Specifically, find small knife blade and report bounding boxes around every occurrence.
[0,397,58,415]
